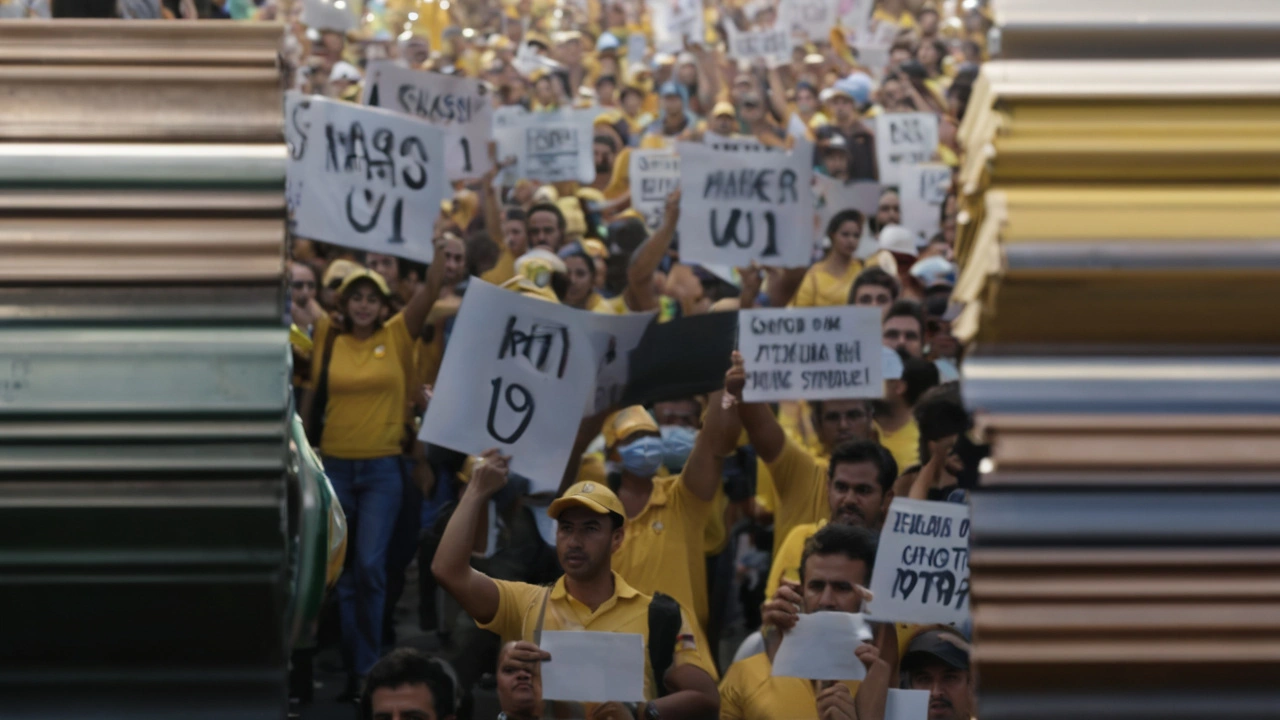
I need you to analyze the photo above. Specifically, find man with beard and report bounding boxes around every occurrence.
[764,440,897,598]
[901,629,975,720]
[432,450,719,718]
[495,641,542,720]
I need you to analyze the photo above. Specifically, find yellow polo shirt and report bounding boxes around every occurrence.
[478,571,718,701]
[765,519,826,600]
[312,314,414,459]
[719,652,860,720]
[480,243,516,286]
[614,474,714,629]
[790,260,865,308]
[765,437,832,561]
[877,419,920,475]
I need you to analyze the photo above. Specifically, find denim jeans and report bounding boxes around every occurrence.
[324,455,403,675]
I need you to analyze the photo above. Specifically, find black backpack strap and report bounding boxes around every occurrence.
[647,591,682,698]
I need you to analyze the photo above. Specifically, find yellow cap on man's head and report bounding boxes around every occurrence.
[548,481,625,520]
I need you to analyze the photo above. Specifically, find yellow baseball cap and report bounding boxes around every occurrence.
[336,268,392,298]
[548,480,625,519]
[603,405,660,449]
[581,238,610,259]
[712,101,736,118]
[499,275,560,303]
[321,258,363,290]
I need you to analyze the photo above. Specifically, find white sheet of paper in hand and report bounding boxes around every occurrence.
[885,689,931,720]
[771,612,871,681]
[539,631,646,703]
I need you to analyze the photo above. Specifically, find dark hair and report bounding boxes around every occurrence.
[504,206,528,223]
[902,356,941,407]
[339,277,389,333]
[848,267,900,304]
[619,85,644,102]
[828,440,898,493]
[885,299,925,335]
[799,523,878,585]
[825,209,865,241]
[465,230,498,277]
[593,133,619,154]
[915,385,970,462]
[603,217,649,295]
[527,202,567,233]
[608,510,625,531]
[361,648,456,720]
[559,245,597,280]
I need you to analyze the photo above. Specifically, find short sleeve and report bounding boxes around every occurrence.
[765,436,820,507]
[717,660,749,720]
[765,524,809,599]
[475,579,545,642]
[672,606,719,682]
[790,268,818,308]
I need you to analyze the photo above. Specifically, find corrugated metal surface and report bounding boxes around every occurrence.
[957,5,1280,718]
[0,20,291,717]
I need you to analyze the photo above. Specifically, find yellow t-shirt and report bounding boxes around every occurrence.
[480,243,516,286]
[586,292,619,314]
[877,418,920,475]
[872,7,917,30]
[615,474,714,629]
[764,437,832,560]
[478,571,719,701]
[765,519,826,599]
[314,313,414,459]
[604,146,632,201]
[791,260,865,308]
[719,652,860,720]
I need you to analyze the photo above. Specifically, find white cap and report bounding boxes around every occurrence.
[882,346,904,381]
[877,224,919,257]
[329,61,362,83]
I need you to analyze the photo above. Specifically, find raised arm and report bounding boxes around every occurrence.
[401,239,448,340]
[724,351,786,463]
[430,448,508,624]
[481,145,515,251]
[680,390,737,503]
[624,189,681,312]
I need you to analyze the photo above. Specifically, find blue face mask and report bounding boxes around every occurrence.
[660,425,697,472]
[619,435,665,477]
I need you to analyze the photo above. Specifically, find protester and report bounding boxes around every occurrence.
[362,648,458,720]
[901,629,976,720]
[792,210,866,308]
[494,641,542,720]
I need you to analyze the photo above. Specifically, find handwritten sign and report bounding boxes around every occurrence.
[786,0,839,42]
[703,132,769,152]
[875,112,939,187]
[737,306,882,402]
[583,312,655,416]
[494,107,596,183]
[419,280,595,491]
[650,0,703,54]
[899,163,952,245]
[677,140,815,268]
[724,23,793,68]
[867,498,971,625]
[285,92,448,263]
[362,62,493,180]
[628,149,680,230]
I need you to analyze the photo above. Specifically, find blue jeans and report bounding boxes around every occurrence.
[324,455,403,675]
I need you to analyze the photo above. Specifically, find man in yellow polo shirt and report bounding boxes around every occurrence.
[720,524,890,719]
[432,449,719,718]
[765,441,898,599]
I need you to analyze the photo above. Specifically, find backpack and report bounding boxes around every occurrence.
[647,591,682,698]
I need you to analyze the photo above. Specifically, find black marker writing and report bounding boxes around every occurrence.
[486,377,535,444]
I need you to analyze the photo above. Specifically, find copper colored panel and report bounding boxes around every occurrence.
[0,20,283,66]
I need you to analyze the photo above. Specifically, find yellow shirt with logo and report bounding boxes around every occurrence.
[719,652,861,720]
[478,571,718,701]
[791,260,865,308]
[614,474,714,629]
[765,437,832,560]
[877,418,920,475]
[312,313,414,459]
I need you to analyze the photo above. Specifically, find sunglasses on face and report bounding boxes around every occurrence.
[823,409,867,424]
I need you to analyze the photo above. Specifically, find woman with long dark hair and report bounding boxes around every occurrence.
[791,209,866,307]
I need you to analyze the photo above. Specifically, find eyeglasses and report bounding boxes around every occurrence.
[822,409,867,424]
[291,280,316,290]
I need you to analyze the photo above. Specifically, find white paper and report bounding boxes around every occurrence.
[629,149,681,230]
[867,498,972,625]
[300,0,356,32]
[875,113,939,187]
[739,306,883,402]
[650,0,703,54]
[886,689,931,720]
[361,62,495,180]
[627,32,647,62]
[771,612,872,681]
[540,631,646,703]
[786,0,839,42]
[724,23,794,68]
[787,113,810,142]
[814,176,880,242]
[676,140,815,268]
[285,92,448,264]
[899,163,952,246]
[418,280,596,492]
[494,107,597,183]
[853,43,892,77]
[584,311,656,416]
[704,132,769,152]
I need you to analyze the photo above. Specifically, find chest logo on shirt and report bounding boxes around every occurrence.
[373,345,386,359]
[651,520,664,535]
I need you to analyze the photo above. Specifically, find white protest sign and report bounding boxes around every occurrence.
[650,0,704,54]
[738,306,882,401]
[886,689,931,720]
[539,631,646,703]
[724,23,794,68]
[584,311,655,416]
[704,132,769,152]
[814,175,880,240]
[494,107,596,183]
[786,0,839,42]
[301,0,356,32]
[419,280,595,492]
[361,62,494,181]
[627,31,647,63]
[629,149,680,230]
[677,140,815,268]
[899,163,952,245]
[771,612,872,681]
[875,112,939,187]
[867,498,971,625]
[285,92,448,264]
